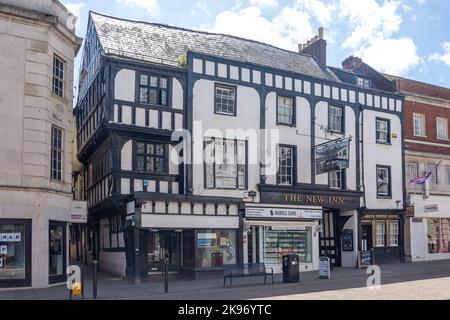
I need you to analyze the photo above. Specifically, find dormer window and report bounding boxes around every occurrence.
[357,77,371,89]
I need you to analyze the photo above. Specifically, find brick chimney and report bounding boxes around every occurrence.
[342,56,363,71]
[298,27,327,67]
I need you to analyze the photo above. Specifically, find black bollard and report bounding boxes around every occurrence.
[164,261,169,294]
[93,260,98,299]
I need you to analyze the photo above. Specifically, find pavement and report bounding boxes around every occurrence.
[1,260,450,300]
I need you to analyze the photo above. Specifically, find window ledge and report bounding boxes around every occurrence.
[376,141,392,146]
[214,111,236,117]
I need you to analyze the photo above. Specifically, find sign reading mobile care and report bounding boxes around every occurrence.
[245,207,323,220]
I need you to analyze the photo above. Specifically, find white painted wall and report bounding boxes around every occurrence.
[114,69,135,102]
[363,110,403,209]
[192,79,260,198]
[264,93,311,185]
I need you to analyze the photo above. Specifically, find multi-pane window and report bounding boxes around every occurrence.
[51,126,63,181]
[375,222,386,247]
[52,55,64,97]
[215,84,236,115]
[136,142,166,173]
[427,164,438,185]
[329,170,345,189]
[277,146,295,186]
[205,139,246,189]
[413,113,426,136]
[437,117,448,140]
[376,166,391,197]
[447,167,450,185]
[139,74,168,106]
[389,221,399,247]
[407,163,418,182]
[277,96,294,126]
[328,106,343,133]
[376,118,390,144]
[357,77,371,89]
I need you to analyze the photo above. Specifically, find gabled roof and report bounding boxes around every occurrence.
[89,11,340,82]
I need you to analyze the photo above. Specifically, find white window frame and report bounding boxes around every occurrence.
[277,146,295,186]
[329,170,344,189]
[376,118,390,144]
[215,84,236,116]
[329,106,343,133]
[376,166,391,197]
[407,162,418,182]
[277,96,294,126]
[51,126,63,182]
[426,163,438,185]
[447,167,450,185]
[375,222,386,247]
[413,113,426,137]
[437,117,449,140]
[52,54,65,98]
[389,221,399,247]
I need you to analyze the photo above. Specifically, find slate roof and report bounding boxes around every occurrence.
[90,11,340,82]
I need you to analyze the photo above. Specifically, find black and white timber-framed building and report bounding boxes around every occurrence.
[72,11,406,281]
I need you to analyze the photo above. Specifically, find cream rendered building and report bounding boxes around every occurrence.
[0,0,81,288]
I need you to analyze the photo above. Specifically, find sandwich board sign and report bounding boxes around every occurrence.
[319,256,331,280]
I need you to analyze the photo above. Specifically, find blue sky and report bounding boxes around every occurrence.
[63,0,450,92]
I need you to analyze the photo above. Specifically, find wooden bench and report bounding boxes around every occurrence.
[223,263,274,287]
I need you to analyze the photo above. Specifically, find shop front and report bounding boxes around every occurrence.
[0,219,32,288]
[243,205,322,273]
[359,210,403,264]
[129,194,243,280]
[408,195,450,262]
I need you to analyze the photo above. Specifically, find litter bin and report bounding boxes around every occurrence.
[282,254,299,283]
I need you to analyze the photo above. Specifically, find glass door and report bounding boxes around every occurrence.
[147,231,181,273]
[49,221,67,284]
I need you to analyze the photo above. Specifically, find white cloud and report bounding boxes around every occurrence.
[211,6,314,50]
[358,37,421,75]
[249,0,279,8]
[116,0,159,16]
[339,0,403,49]
[429,42,450,67]
[297,0,336,26]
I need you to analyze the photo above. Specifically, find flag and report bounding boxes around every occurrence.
[409,161,442,185]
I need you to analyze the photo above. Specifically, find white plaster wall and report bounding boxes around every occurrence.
[363,110,403,209]
[114,69,135,102]
[172,78,183,110]
[264,93,311,185]
[314,102,357,189]
[120,140,132,171]
[192,79,260,198]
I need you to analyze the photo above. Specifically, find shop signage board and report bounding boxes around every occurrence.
[0,233,21,242]
[69,201,87,223]
[359,250,372,268]
[314,138,350,175]
[260,191,361,210]
[245,207,323,220]
[197,233,217,248]
[319,256,331,279]
[342,229,354,252]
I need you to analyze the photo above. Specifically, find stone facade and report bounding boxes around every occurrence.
[0,0,81,287]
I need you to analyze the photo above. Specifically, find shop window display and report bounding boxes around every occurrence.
[428,218,450,254]
[263,227,312,265]
[0,224,26,280]
[195,230,237,268]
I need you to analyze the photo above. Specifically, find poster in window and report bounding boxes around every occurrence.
[50,228,62,255]
[342,229,354,252]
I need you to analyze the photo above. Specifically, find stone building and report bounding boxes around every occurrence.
[0,0,81,288]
